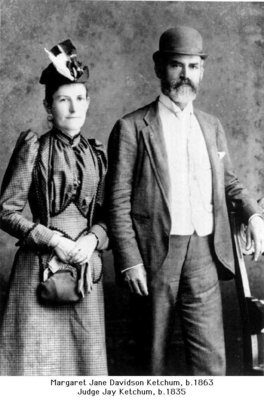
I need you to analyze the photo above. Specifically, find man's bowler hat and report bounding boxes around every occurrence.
[153,26,208,61]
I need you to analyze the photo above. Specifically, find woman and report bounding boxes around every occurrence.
[0,39,108,375]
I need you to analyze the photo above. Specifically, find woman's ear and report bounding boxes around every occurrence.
[86,96,91,110]
[43,99,52,114]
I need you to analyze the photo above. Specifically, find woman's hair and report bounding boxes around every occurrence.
[44,82,89,108]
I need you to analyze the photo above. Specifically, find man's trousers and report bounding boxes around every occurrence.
[131,233,226,376]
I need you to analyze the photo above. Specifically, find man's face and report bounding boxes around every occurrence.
[157,54,204,107]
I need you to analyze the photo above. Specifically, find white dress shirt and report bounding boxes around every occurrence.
[158,93,214,236]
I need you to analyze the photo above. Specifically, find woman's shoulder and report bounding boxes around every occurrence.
[17,129,52,143]
[87,137,105,149]
[13,129,54,159]
[87,138,106,157]
[16,129,39,145]
[13,130,40,156]
[2,130,41,187]
[87,138,107,169]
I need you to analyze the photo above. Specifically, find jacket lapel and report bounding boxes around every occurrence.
[141,99,171,210]
[194,109,222,209]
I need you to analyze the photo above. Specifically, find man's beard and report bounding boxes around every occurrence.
[161,78,199,105]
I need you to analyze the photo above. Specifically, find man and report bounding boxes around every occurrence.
[107,26,264,375]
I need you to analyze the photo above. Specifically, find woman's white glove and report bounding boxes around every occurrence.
[49,233,87,265]
[75,233,98,295]
[75,233,98,261]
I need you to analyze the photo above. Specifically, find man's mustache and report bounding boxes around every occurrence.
[172,78,196,91]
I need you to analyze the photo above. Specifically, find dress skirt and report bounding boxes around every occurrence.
[0,248,107,376]
[0,203,108,376]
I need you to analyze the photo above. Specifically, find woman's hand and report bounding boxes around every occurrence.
[49,232,98,296]
[62,233,97,266]
[53,236,80,264]
[49,233,86,265]
[75,233,98,262]
[49,232,97,266]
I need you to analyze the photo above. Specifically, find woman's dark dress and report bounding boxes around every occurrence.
[0,129,108,375]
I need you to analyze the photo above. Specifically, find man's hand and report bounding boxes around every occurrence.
[246,215,264,261]
[124,264,149,296]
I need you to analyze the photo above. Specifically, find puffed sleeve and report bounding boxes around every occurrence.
[0,130,55,248]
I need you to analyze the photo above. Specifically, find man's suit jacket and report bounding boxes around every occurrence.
[107,98,261,280]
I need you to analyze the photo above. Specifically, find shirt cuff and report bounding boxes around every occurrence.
[121,263,144,273]
[248,213,264,224]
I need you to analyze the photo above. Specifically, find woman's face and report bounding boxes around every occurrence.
[50,83,89,136]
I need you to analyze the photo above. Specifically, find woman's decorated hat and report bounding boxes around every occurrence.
[39,39,89,86]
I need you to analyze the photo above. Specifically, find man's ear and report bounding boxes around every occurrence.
[154,60,164,79]
[200,59,205,81]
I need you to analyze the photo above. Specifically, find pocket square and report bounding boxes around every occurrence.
[217,151,226,160]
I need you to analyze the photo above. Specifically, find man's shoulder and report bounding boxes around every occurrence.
[194,107,220,125]
[121,99,157,122]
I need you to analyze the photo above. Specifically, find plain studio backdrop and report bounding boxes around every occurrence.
[0,0,264,375]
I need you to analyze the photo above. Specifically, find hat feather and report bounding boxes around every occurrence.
[44,47,74,81]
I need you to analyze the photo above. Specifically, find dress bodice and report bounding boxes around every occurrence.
[28,128,107,228]
[48,128,100,217]
[0,129,107,250]
[49,202,89,240]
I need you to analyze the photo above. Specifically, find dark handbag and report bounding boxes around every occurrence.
[38,269,82,305]
[37,254,84,305]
